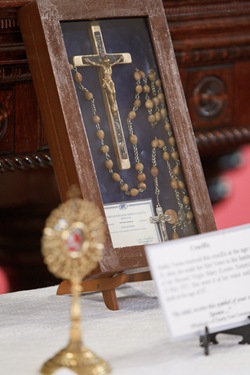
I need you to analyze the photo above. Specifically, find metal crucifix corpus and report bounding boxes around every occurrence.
[151,205,169,241]
[151,206,178,241]
[73,22,132,170]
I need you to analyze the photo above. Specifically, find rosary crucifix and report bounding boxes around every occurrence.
[73,22,132,170]
[151,206,170,241]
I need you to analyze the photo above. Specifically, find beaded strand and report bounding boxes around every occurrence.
[71,64,194,238]
[145,69,194,237]
[72,65,147,197]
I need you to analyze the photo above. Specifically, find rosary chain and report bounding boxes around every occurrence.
[71,65,194,239]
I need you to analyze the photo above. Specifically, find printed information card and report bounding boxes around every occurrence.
[104,199,161,248]
[146,224,250,338]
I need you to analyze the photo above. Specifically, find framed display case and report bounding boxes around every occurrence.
[18,0,216,309]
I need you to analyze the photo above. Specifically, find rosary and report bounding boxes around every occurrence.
[71,65,195,241]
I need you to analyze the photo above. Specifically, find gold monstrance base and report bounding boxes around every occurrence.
[41,341,111,375]
[40,191,111,375]
[40,281,111,375]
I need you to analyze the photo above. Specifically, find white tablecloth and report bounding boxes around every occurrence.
[0,280,249,374]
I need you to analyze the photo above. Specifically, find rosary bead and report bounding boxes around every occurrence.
[160,108,167,118]
[152,96,160,106]
[139,70,146,78]
[151,139,159,148]
[134,99,141,108]
[163,151,170,161]
[105,159,113,169]
[143,84,151,93]
[154,111,161,122]
[128,110,136,119]
[178,180,185,189]
[164,122,171,132]
[173,165,180,176]
[112,172,121,182]
[137,173,146,182]
[158,139,165,148]
[100,145,109,154]
[155,79,161,87]
[158,93,164,103]
[130,134,138,144]
[183,195,190,205]
[84,91,93,100]
[138,182,146,191]
[135,85,143,94]
[135,162,144,171]
[186,211,194,220]
[151,166,159,177]
[164,209,178,224]
[172,231,179,240]
[134,71,141,81]
[92,114,100,124]
[171,178,179,189]
[130,188,139,197]
[74,71,83,83]
[145,99,154,109]
[148,114,156,123]
[171,151,179,160]
[168,136,175,147]
[120,183,129,192]
[96,129,105,139]
[148,70,156,81]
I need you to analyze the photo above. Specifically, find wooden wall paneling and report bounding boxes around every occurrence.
[14,82,42,154]
[233,60,250,127]
[0,87,14,154]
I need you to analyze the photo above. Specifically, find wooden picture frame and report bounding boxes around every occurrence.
[18,0,216,309]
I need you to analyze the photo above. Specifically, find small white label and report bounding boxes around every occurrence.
[104,199,161,248]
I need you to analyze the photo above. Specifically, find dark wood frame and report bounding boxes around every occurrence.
[18,0,216,309]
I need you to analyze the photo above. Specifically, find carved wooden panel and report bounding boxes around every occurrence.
[185,65,233,130]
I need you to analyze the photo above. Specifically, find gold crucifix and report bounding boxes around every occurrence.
[73,22,132,170]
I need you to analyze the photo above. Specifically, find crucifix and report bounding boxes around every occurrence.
[151,206,178,241]
[73,22,132,170]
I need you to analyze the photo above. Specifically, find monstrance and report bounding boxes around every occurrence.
[40,187,111,375]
